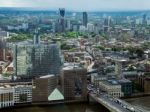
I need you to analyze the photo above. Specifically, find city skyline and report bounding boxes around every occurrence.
[0,0,150,11]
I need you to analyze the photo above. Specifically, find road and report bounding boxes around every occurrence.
[88,84,143,112]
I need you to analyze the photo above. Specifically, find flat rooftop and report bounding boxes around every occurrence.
[102,79,120,86]
[63,62,84,70]
[119,79,131,83]
[40,74,55,79]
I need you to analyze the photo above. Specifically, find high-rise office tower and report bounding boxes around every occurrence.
[60,67,87,101]
[33,29,40,45]
[14,44,62,78]
[103,16,111,32]
[59,8,66,32]
[32,75,58,102]
[142,14,147,25]
[59,8,65,17]
[83,12,88,27]
[13,33,62,78]
[0,38,6,61]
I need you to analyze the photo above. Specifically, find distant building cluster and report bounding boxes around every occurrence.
[1,8,150,110]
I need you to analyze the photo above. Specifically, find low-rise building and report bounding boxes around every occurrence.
[138,74,150,93]
[119,79,132,96]
[14,85,32,104]
[0,87,14,108]
[99,80,124,98]
[123,71,138,81]
[91,74,107,88]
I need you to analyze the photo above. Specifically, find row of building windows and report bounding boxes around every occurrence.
[0,93,13,102]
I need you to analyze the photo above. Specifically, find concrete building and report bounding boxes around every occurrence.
[0,36,7,61]
[60,65,87,101]
[87,23,95,32]
[32,75,57,102]
[33,29,40,45]
[138,74,150,93]
[0,61,7,74]
[115,59,127,79]
[99,80,124,98]
[14,85,32,104]
[79,25,87,32]
[91,74,107,88]
[0,87,14,109]
[7,23,28,31]
[103,16,111,32]
[123,71,138,81]
[119,79,132,96]
[142,14,147,25]
[0,31,9,38]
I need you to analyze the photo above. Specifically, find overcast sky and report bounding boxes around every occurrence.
[0,0,150,11]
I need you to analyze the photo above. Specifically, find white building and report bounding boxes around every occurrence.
[79,25,87,32]
[91,74,107,88]
[14,85,32,104]
[0,87,14,108]
[87,23,95,32]
[99,80,124,98]
[135,18,143,25]
[0,31,9,39]
[7,23,28,31]
[147,19,150,25]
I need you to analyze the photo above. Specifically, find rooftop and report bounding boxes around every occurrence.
[63,62,83,70]
[40,75,55,79]
[102,79,120,86]
[119,79,132,83]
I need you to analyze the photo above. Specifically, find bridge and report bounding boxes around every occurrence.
[88,85,144,112]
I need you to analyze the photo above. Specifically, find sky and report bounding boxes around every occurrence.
[0,0,150,11]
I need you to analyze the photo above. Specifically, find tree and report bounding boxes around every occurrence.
[95,45,105,50]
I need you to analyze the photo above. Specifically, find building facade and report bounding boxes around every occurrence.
[13,44,62,78]
[83,12,88,27]
[14,85,32,104]
[60,67,87,101]
[138,74,150,93]
[119,79,132,96]
[99,80,124,98]
[59,8,65,32]
[0,87,14,109]
[32,75,57,102]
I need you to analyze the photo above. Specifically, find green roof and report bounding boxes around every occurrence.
[48,88,64,101]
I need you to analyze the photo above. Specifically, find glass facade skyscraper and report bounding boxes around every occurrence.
[83,12,88,27]
[14,44,62,78]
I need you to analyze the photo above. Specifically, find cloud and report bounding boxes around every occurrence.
[0,0,150,11]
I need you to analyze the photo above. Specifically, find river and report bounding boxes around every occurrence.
[1,96,150,112]
[1,103,110,112]
[126,96,150,111]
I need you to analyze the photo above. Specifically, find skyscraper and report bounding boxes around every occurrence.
[59,8,65,17]
[59,8,66,32]
[142,14,147,25]
[13,31,62,78]
[83,12,88,27]
[0,36,6,61]
[14,43,62,78]
[103,16,111,32]
[60,66,87,101]
[32,75,58,102]
[33,29,40,45]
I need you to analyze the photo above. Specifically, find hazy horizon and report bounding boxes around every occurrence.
[0,0,150,11]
